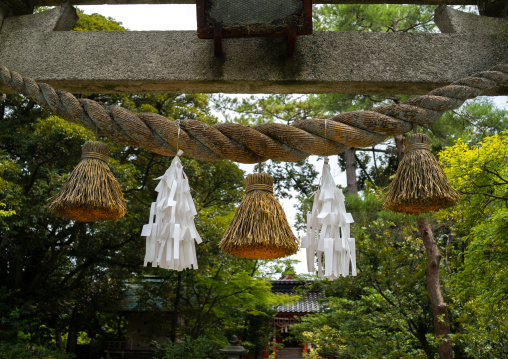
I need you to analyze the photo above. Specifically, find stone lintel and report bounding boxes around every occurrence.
[0,31,506,95]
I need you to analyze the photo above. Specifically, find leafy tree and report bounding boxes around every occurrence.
[73,9,125,31]
[439,131,508,358]
[156,335,221,359]
[314,4,436,33]
[430,98,508,151]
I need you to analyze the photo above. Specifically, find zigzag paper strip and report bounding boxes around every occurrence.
[301,159,357,279]
[141,150,202,271]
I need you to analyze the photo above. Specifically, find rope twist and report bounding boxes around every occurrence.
[246,184,274,194]
[81,152,108,163]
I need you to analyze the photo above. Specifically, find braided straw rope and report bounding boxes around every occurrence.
[1,64,507,163]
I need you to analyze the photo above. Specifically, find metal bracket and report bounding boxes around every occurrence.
[286,22,297,57]
[214,22,222,57]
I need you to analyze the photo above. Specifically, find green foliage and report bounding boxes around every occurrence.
[0,202,15,219]
[212,94,327,126]
[296,291,428,358]
[310,3,439,193]
[302,348,321,359]
[439,131,508,357]
[451,209,508,358]
[314,4,436,33]
[439,130,508,233]
[0,342,74,359]
[72,9,126,31]
[431,98,508,150]
[134,263,294,341]
[156,336,221,359]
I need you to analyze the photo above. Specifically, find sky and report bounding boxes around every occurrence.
[77,4,507,275]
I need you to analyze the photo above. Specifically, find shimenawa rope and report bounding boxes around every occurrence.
[0,64,506,163]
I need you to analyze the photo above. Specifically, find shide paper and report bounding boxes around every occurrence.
[141,150,201,271]
[301,159,357,279]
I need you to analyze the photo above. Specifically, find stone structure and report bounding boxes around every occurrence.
[0,3,507,96]
[218,335,249,359]
[435,5,508,34]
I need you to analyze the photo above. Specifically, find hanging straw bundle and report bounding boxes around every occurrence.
[48,141,127,222]
[219,173,299,259]
[383,133,460,214]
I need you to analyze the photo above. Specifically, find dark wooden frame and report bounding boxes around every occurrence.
[196,0,313,39]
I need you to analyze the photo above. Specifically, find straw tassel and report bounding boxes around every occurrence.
[219,173,299,259]
[48,141,126,222]
[383,133,461,213]
[301,158,356,279]
[141,150,201,271]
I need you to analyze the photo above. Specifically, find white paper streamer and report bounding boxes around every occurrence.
[142,150,202,271]
[301,159,357,279]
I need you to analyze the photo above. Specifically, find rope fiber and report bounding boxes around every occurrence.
[1,64,507,163]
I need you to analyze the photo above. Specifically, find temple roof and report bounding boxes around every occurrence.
[272,279,323,314]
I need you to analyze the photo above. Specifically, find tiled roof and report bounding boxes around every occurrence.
[272,280,323,313]
[276,291,322,313]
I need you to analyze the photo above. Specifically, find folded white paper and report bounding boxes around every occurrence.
[142,150,201,271]
[302,159,357,279]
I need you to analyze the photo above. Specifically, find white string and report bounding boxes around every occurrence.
[324,117,328,160]
[175,119,181,153]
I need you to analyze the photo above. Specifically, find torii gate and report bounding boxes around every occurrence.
[0,1,506,163]
[0,4,505,359]
[0,1,506,96]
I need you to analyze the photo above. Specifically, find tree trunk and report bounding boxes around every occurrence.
[416,325,435,359]
[66,306,78,354]
[344,147,358,195]
[417,218,453,359]
[170,271,182,342]
[55,321,64,352]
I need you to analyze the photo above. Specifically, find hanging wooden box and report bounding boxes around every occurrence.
[196,0,313,39]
